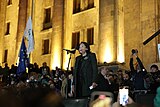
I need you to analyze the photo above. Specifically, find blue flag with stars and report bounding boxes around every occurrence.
[17,38,29,76]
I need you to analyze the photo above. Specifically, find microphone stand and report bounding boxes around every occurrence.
[63,49,76,99]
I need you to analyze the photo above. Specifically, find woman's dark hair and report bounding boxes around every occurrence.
[78,42,91,53]
[150,64,159,70]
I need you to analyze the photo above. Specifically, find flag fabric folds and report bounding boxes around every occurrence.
[17,38,29,76]
[24,16,34,54]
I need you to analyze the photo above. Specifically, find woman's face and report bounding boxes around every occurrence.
[79,43,88,54]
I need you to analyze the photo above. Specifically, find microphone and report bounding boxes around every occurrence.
[63,49,76,54]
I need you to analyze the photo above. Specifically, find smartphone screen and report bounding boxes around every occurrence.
[119,88,129,106]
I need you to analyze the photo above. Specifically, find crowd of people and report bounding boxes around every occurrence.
[0,61,159,107]
[0,62,73,97]
[0,42,160,107]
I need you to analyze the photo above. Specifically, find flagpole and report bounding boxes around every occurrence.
[29,0,34,63]
[31,0,34,20]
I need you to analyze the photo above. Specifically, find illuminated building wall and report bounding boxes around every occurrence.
[116,0,124,63]
[62,0,73,70]
[0,0,19,66]
[98,0,115,63]
[0,0,6,65]
[123,0,159,68]
[0,0,160,69]
[50,0,63,69]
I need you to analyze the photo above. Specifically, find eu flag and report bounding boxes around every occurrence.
[17,38,29,76]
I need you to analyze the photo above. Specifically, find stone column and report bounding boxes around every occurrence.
[0,0,7,65]
[98,0,115,63]
[50,0,64,70]
[62,0,73,70]
[115,0,125,63]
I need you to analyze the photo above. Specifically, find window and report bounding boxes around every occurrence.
[43,8,52,30]
[72,32,80,49]
[73,0,94,13]
[73,0,80,14]
[44,8,51,23]
[3,50,8,63]
[87,28,94,45]
[88,0,94,9]
[5,22,10,35]
[42,39,50,55]
[7,0,12,5]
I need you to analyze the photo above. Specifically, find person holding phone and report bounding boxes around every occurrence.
[129,49,147,90]
[72,42,98,98]
[119,87,129,106]
[112,89,135,107]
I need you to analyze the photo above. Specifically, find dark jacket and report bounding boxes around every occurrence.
[73,52,98,98]
[94,73,113,93]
